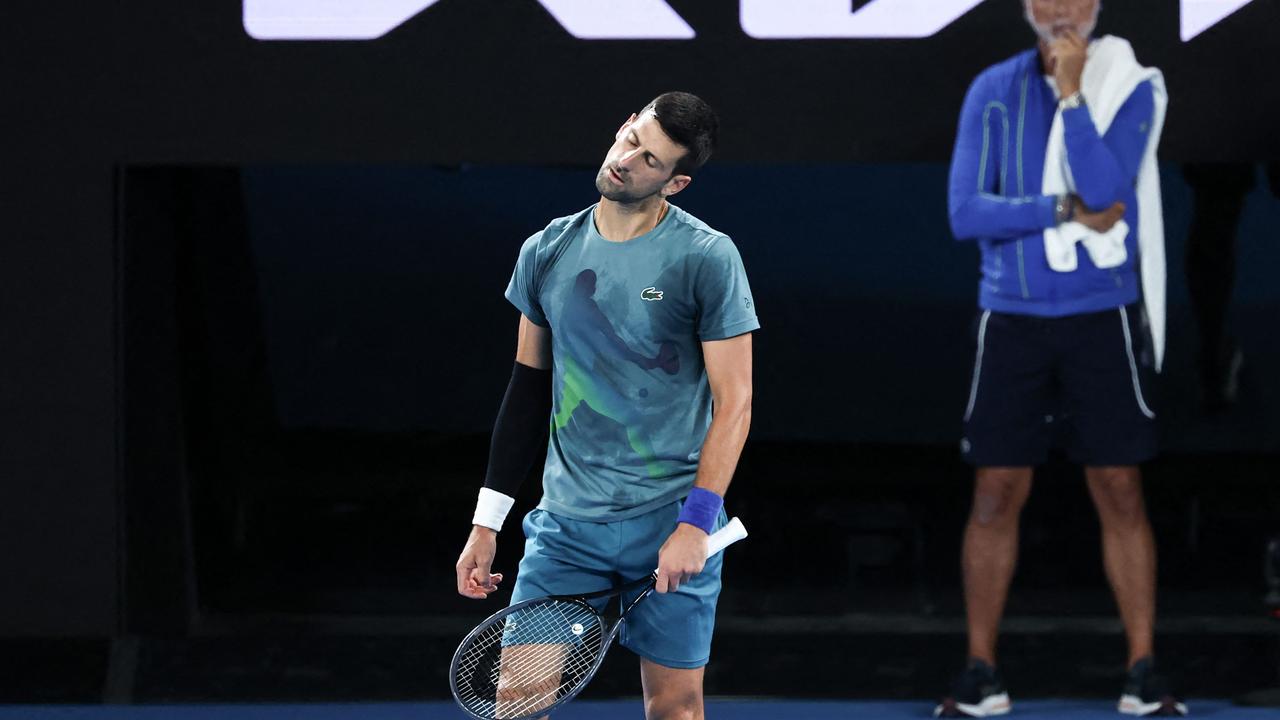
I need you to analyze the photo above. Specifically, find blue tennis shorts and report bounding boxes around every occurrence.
[961,304,1159,467]
[508,500,728,669]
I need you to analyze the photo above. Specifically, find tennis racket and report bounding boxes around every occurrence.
[449,517,749,720]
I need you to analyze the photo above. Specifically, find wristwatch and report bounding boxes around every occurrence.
[1059,92,1084,111]
[1054,194,1071,225]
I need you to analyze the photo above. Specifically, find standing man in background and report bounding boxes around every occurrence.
[939,1,1183,716]
[454,91,758,720]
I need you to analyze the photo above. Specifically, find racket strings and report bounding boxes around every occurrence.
[454,599,607,719]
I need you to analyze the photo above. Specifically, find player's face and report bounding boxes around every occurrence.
[595,111,691,204]
[1025,0,1099,41]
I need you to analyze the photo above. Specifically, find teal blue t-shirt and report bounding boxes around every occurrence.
[506,203,759,521]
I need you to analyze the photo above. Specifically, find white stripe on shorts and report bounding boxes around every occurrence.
[964,310,992,423]
[1118,308,1156,420]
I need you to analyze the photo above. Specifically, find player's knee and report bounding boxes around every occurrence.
[1090,468,1147,527]
[971,494,1017,529]
[644,688,702,720]
[970,471,1028,528]
[495,676,558,716]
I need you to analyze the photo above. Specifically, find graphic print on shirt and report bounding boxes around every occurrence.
[552,268,680,479]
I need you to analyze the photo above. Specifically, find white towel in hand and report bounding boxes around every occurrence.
[1040,35,1169,370]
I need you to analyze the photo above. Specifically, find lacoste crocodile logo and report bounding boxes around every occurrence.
[641,287,664,301]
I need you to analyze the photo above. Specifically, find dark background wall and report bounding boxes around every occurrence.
[238,162,1280,446]
[3,0,1278,662]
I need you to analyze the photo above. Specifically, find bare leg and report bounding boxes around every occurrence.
[963,466,1034,666]
[640,657,705,720]
[495,643,567,720]
[1085,465,1157,667]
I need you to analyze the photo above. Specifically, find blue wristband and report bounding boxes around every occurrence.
[677,487,723,535]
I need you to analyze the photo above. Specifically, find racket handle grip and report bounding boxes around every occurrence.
[651,518,748,577]
[705,516,748,558]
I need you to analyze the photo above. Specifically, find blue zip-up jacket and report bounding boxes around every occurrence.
[949,48,1155,317]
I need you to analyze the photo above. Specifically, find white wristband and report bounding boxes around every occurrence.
[472,487,515,531]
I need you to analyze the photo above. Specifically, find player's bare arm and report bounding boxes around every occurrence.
[656,332,753,594]
[514,314,553,371]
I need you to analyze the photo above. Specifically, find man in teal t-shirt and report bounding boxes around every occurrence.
[456,91,757,719]
[507,200,757,520]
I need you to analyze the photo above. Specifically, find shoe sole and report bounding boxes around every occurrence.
[933,693,1011,717]
[1118,694,1188,716]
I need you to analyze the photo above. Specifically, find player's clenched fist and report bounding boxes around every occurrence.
[456,526,504,599]
[655,523,709,593]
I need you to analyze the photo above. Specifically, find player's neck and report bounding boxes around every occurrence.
[595,196,668,242]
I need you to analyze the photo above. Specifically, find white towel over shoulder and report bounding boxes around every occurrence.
[1041,35,1169,370]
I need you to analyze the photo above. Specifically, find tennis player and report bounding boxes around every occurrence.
[455,91,757,720]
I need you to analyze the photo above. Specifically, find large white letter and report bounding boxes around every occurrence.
[741,0,985,39]
[1181,0,1255,41]
[537,0,694,39]
[244,0,694,41]
[244,0,443,40]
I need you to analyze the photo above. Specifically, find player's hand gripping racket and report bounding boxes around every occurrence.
[449,517,748,720]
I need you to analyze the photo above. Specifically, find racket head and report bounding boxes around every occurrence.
[449,595,615,720]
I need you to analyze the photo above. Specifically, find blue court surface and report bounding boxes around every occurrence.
[0,700,1272,719]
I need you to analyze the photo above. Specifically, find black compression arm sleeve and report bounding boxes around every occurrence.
[483,362,552,497]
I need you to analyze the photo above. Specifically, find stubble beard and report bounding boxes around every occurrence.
[1024,4,1099,44]
[595,166,659,205]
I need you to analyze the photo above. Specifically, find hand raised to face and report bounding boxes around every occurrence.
[1047,30,1088,99]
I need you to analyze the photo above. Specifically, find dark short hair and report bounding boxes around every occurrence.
[639,91,720,177]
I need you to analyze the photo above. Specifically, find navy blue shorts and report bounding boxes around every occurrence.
[961,304,1158,467]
